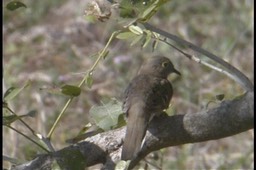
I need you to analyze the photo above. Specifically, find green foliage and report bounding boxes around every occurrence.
[6,1,27,11]
[115,160,130,170]
[116,25,160,49]
[3,80,31,102]
[61,85,81,97]
[85,73,94,88]
[128,25,143,35]
[39,84,81,97]
[116,32,137,40]
[120,0,168,22]
[89,99,125,131]
[215,94,225,101]
[3,110,37,126]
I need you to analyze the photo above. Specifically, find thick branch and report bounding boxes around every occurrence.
[130,91,254,169]
[11,92,254,170]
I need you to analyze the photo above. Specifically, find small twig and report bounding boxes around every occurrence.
[7,125,49,153]
[5,106,36,136]
[78,31,120,88]
[47,98,73,139]
[5,102,54,152]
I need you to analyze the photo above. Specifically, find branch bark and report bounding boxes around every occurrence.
[11,91,254,170]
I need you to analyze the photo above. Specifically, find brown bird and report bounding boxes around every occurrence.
[121,56,180,160]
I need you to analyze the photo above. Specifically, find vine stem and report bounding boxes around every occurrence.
[6,106,36,136]
[7,125,49,153]
[47,31,120,139]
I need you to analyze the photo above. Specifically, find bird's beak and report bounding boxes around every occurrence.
[173,68,181,76]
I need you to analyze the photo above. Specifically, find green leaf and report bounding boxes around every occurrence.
[116,32,137,40]
[4,80,31,102]
[119,0,168,21]
[3,115,20,126]
[66,124,104,143]
[61,85,81,97]
[128,25,143,35]
[4,87,16,99]
[26,110,37,117]
[6,1,27,11]
[115,160,130,170]
[4,115,25,126]
[130,34,143,46]
[41,84,81,97]
[86,74,93,88]
[119,0,156,18]
[89,99,124,131]
[79,123,93,135]
[142,30,152,48]
[3,110,37,126]
[140,1,158,19]
[215,94,225,101]
[119,0,137,18]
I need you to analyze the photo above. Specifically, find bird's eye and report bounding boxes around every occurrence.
[162,61,169,67]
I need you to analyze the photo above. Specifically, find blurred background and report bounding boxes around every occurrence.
[3,0,253,169]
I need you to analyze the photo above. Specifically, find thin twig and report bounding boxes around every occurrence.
[5,106,36,136]
[7,125,49,153]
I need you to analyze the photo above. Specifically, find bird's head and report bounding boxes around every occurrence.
[139,56,181,78]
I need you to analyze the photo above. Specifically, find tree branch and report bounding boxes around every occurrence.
[142,23,254,92]
[11,92,254,170]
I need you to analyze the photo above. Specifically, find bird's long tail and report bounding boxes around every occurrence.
[121,102,149,160]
